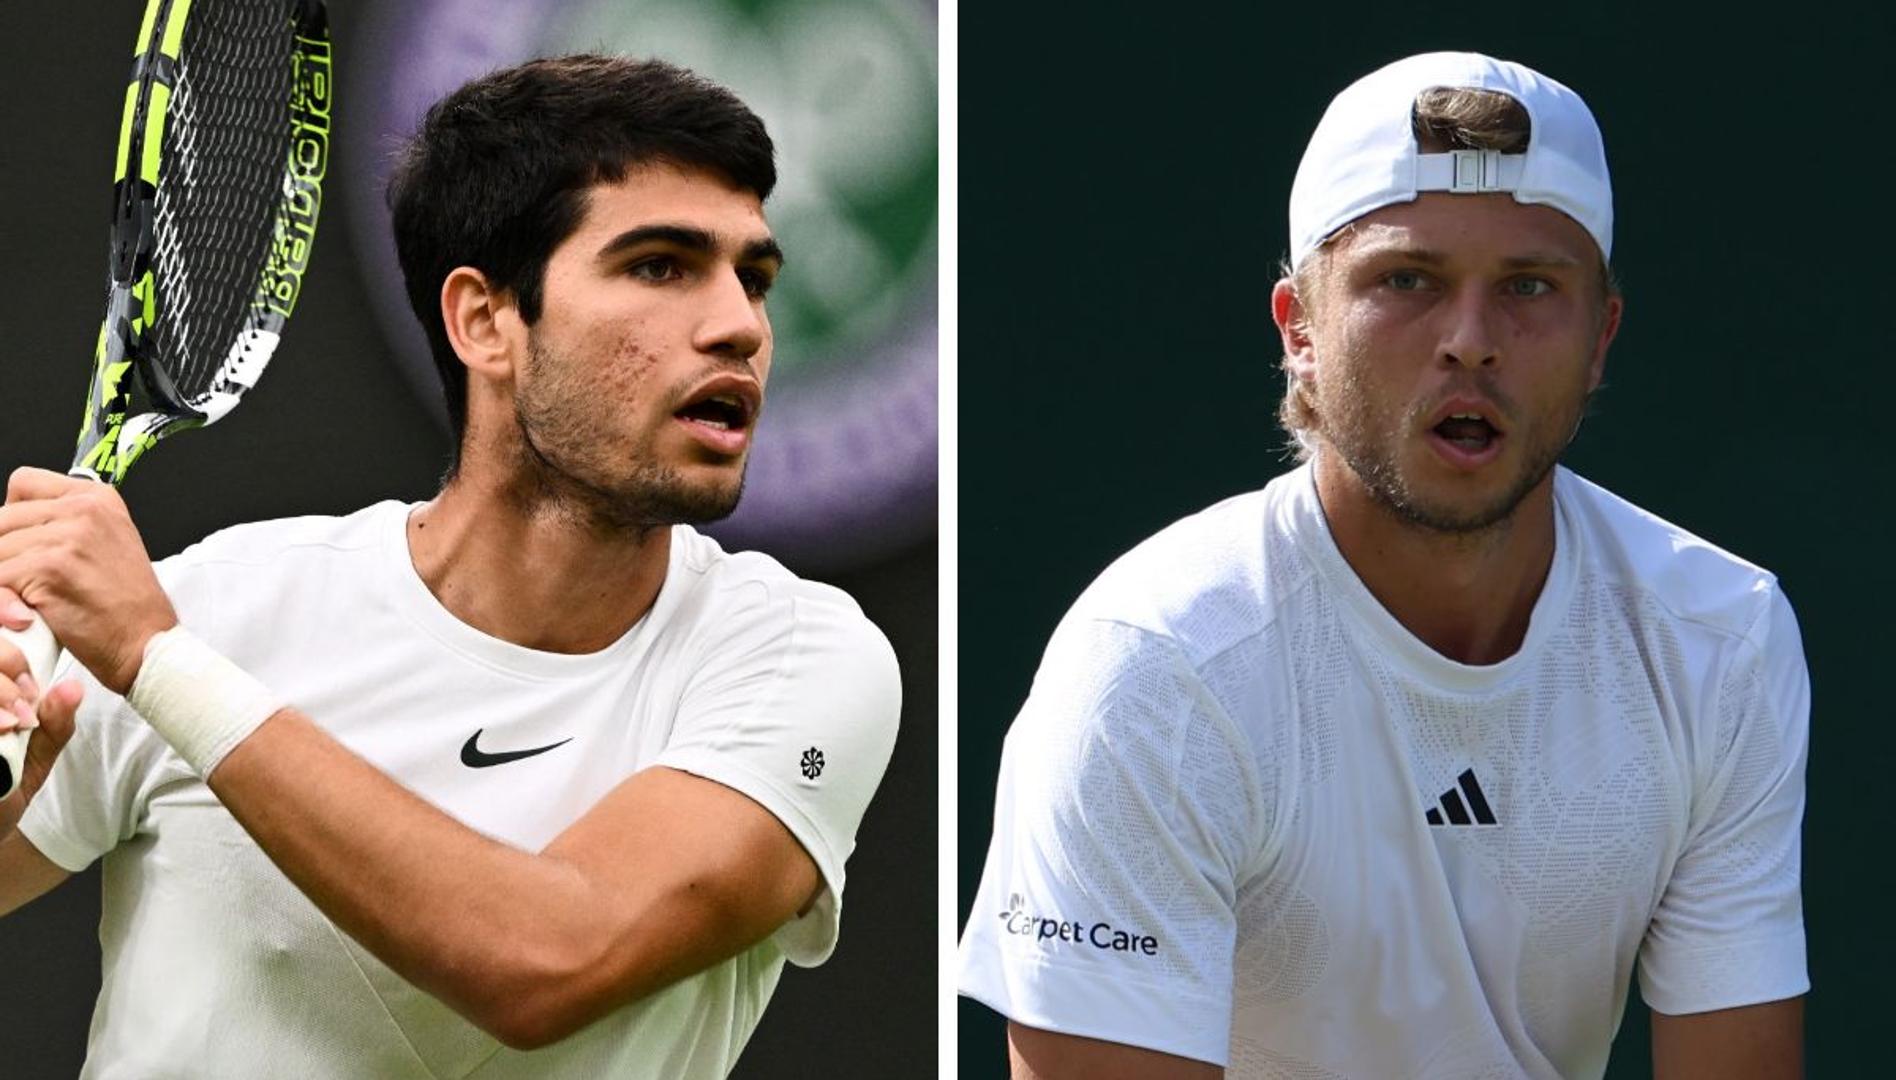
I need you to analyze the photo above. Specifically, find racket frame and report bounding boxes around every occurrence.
[0,0,330,797]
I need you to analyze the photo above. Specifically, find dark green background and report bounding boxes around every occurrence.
[959,5,1892,1077]
[0,4,933,1078]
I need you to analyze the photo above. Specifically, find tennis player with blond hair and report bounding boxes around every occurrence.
[960,52,1807,1080]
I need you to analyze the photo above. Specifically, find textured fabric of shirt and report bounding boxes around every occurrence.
[959,463,1808,1079]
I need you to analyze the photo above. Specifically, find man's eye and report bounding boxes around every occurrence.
[629,257,680,283]
[1385,270,1428,291]
[738,269,775,299]
[1509,277,1553,297]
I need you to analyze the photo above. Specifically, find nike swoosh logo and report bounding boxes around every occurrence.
[460,730,574,768]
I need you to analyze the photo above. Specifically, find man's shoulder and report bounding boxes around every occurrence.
[668,526,894,661]
[157,501,402,578]
[1063,478,1306,669]
[1558,468,1783,641]
[664,528,902,764]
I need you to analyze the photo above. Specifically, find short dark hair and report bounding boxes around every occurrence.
[387,54,776,461]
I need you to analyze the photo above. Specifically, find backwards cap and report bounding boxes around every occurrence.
[1287,52,1612,269]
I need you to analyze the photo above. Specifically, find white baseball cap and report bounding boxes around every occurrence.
[1287,52,1612,269]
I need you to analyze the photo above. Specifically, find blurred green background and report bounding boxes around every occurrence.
[958,3,1892,1076]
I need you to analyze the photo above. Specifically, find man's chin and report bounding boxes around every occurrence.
[620,472,746,528]
[1386,495,1521,534]
[666,488,743,526]
[1379,462,1555,535]
[538,463,746,533]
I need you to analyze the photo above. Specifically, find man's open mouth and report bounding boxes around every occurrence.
[676,394,753,431]
[1432,412,1499,452]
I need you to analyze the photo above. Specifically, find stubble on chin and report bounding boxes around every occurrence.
[510,409,747,534]
[510,337,750,534]
[1316,367,1591,537]
[1353,438,1563,535]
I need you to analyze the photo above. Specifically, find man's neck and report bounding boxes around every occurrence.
[406,469,672,655]
[1312,453,1557,666]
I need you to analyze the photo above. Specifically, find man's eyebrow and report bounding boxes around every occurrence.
[1349,245,1585,271]
[595,224,785,268]
[1351,245,1448,266]
[1501,252,1585,270]
[742,236,785,269]
[596,224,714,262]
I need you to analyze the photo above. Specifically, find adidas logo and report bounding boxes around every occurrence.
[1424,768,1498,827]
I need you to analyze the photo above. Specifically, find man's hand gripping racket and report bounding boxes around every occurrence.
[0,0,331,799]
[0,603,61,801]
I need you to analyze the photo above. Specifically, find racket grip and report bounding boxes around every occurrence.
[0,617,61,800]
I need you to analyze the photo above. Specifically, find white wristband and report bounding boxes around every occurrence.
[126,627,283,777]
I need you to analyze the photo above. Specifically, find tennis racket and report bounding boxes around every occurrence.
[0,0,332,798]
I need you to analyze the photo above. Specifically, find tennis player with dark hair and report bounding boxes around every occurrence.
[960,53,1807,1079]
[0,55,900,1078]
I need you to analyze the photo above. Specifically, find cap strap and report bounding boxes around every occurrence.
[1416,149,1527,194]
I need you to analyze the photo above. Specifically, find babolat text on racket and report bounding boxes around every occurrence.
[0,0,331,797]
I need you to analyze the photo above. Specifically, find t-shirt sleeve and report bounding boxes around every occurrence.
[652,583,901,968]
[957,618,1263,1068]
[17,556,218,872]
[1639,584,1810,1014]
[18,662,188,873]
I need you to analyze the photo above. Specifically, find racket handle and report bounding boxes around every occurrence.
[0,617,61,800]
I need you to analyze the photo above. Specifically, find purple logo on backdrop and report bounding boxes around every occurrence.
[343,0,938,570]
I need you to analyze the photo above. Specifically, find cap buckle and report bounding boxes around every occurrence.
[1449,149,1505,193]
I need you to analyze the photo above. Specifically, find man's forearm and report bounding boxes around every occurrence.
[0,791,23,837]
[201,706,815,1049]
[1650,999,1803,1080]
[0,828,70,919]
[207,709,637,1047]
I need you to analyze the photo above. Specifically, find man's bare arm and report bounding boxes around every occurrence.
[0,631,83,917]
[0,468,832,1046]
[0,830,68,919]
[1009,1021,1223,1080]
[1651,997,1803,1080]
[202,708,820,1049]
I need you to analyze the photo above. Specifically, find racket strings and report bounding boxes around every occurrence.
[147,0,299,408]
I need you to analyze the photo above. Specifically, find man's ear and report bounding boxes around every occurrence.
[1273,277,1319,385]
[1587,292,1623,393]
[440,266,523,384]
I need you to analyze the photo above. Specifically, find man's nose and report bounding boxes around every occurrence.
[695,270,767,362]
[1438,286,1499,368]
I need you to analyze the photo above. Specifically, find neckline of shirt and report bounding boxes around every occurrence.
[374,500,684,680]
[1284,461,1579,693]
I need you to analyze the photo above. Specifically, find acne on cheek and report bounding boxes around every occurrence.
[589,324,657,383]
[547,336,652,423]
[616,337,657,371]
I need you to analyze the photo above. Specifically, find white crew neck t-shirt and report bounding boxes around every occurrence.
[21,501,901,1080]
[959,463,1808,1079]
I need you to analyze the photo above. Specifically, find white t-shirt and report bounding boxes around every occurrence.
[959,463,1808,1079]
[20,501,901,1080]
